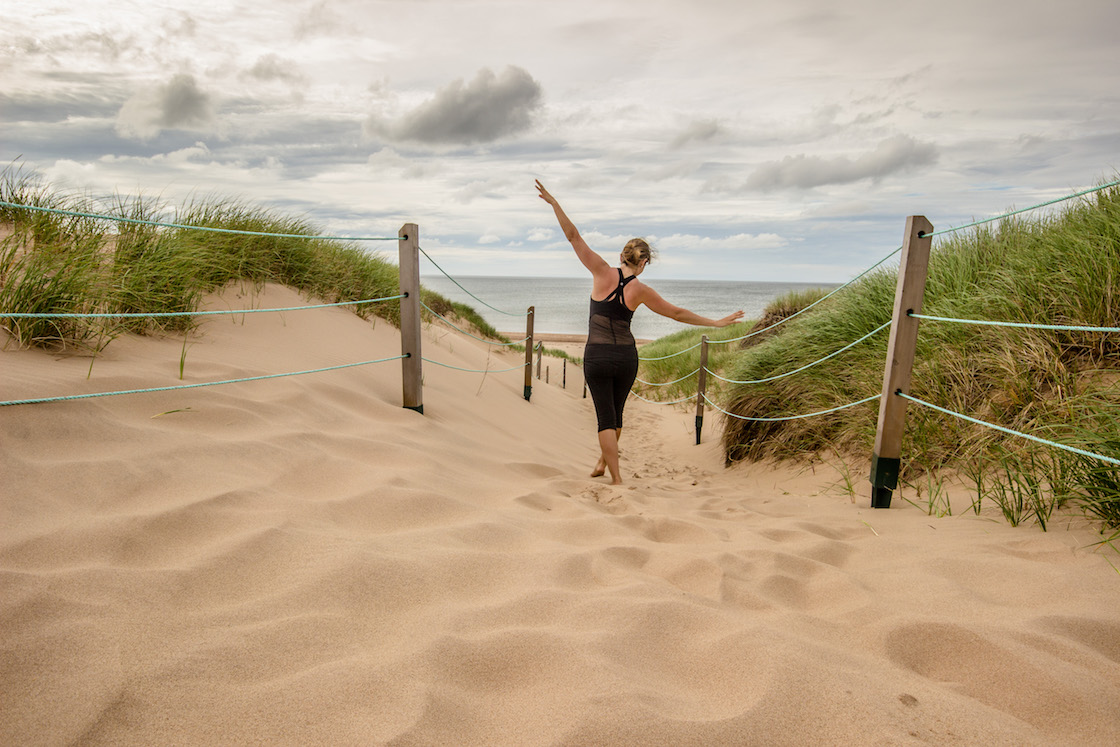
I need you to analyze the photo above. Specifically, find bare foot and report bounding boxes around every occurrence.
[590,467,605,478]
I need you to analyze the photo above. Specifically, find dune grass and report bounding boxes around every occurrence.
[0,165,497,352]
[637,180,1120,535]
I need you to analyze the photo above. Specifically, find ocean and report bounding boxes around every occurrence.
[420,275,838,341]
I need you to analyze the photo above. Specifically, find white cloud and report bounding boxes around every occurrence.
[651,232,789,252]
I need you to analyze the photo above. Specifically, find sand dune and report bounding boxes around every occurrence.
[2,283,1119,745]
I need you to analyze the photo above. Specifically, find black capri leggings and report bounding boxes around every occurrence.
[583,345,639,432]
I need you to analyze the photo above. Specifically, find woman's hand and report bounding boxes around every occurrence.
[715,311,746,327]
[535,179,558,207]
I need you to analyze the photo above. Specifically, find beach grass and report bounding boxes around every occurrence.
[638,179,1120,533]
[0,165,499,351]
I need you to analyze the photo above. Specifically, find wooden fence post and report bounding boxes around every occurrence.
[398,223,423,414]
[536,345,543,379]
[523,306,534,401]
[870,215,933,507]
[562,359,567,389]
[695,335,709,445]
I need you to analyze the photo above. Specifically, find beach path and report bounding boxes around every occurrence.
[2,283,1118,746]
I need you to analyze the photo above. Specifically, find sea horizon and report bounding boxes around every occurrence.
[421,274,839,341]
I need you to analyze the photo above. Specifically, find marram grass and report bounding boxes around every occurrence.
[638,179,1120,534]
[0,166,496,351]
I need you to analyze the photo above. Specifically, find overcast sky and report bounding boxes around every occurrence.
[3,0,1117,281]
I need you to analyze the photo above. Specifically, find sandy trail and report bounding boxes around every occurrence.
[2,284,1118,745]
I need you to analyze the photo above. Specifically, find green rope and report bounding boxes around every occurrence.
[899,392,1120,467]
[925,178,1120,238]
[0,200,399,241]
[707,245,904,347]
[1,294,406,319]
[638,340,703,361]
[417,245,525,317]
[420,301,527,346]
[910,312,1120,334]
[630,390,695,406]
[704,393,880,422]
[707,321,892,385]
[636,368,700,387]
[421,357,528,374]
[0,355,408,407]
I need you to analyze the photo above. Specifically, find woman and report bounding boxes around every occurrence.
[536,180,744,484]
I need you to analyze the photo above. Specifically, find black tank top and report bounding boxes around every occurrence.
[587,268,637,347]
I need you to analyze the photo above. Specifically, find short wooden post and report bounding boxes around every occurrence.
[870,215,933,507]
[562,359,567,389]
[695,335,709,445]
[523,306,534,401]
[398,223,423,414]
[546,366,550,384]
[536,344,543,379]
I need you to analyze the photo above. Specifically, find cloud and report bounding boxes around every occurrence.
[669,119,725,149]
[367,66,542,146]
[745,135,938,191]
[115,73,216,139]
[243,54,306,86]
[652,232,789,252]
[528,228,554,242]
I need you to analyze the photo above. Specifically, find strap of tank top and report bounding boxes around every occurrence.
[604,268,636,304]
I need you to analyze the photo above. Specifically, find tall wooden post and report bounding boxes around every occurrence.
[695,335,709,445]
[523,306,534,401]
[870,216,933,507]
[562,359,567,389]
[398,223,423,414]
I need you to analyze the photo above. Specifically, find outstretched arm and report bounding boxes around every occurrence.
[536,180,610,276]
[634,284,745,327]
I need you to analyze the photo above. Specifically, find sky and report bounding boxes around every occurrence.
[2,0,1118,282]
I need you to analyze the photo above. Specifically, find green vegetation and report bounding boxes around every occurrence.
[635,287,832,403]
[0,165,498,351]
[639,180,1120,536]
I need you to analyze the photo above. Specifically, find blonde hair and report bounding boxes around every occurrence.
[621,238,654,267]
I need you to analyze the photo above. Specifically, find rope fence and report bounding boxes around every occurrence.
[868,180,1120,508]
[922,177,1120,239]
[897,393,1120,468]
[2,202,541,411]
[0,199,400,242]
[421,301,529,346]
[1,295,406,320]
[6,177,1119,506]
[417,245,527,318]
[627,178,1120,511]
[909,312,1120,334]
[0,355,408,408]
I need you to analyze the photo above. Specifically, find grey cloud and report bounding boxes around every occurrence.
[244,54,307,85]
[745,135,938,191]
[116,73,216,140]
[669,119,725,149]
[367,66,542,146]
[0,90,122,123]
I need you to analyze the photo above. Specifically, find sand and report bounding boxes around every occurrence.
[2,283,1119,746]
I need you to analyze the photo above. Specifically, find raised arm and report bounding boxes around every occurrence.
[536,180,611,277]
[632,283,745,327]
